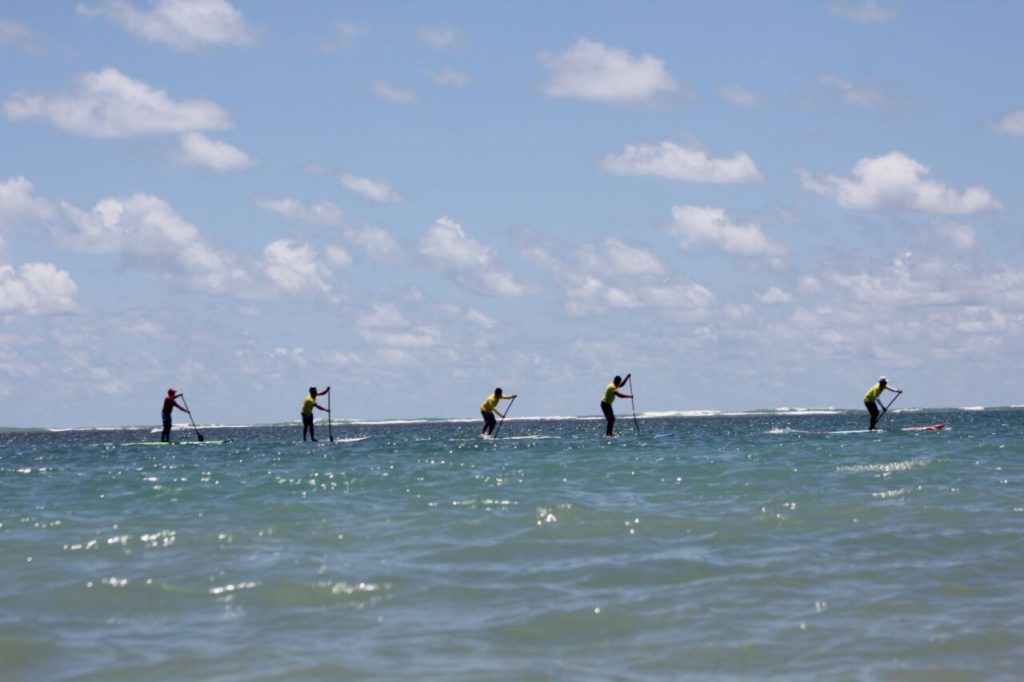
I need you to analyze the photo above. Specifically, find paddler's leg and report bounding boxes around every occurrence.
[866,401,879,430]
[601,401,615,437]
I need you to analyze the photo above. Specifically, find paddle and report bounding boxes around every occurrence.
[178,394,205,442]
[327,388,334,443]
[876,391,902,427]
[493,395,516,438]
[627,375,641,436]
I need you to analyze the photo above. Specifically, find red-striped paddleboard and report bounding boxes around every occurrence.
[901,423,946,432]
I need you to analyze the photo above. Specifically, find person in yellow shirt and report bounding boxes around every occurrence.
[601,374,632,437]
[480,387,517,438]
[301,386,330,441]
[864,376,901,430]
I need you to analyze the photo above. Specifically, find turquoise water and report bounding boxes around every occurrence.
[2,409,1023,680]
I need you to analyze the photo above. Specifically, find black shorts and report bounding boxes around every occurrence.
[601,401,615,420]
[481,411,497,428]
[302,413,314,426]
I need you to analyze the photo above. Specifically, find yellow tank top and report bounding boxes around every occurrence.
[863,383,883,403]
[603,382,617,404]
[481,395,499,413]
[301,394,316,416]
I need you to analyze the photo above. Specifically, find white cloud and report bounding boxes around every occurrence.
[60,192,252,294]
[756,286,793,304]
[540,38,678,105]
[339,172,404,204]
[359,302,408,328]
[361,327,442,349]
[827,0,895,23]
[669,206,786,263]
[262,239,332,296]
[936,222,976,251]
[356,302,441,352]
[525,237,713,316]
[600,140,762,184]
[419,217,524,297]
[466,307,496,329]
[828,265,960,306]
[257,194,399,261]
[819,74,896,109]
[0,262,78,316]
[800,151,1001,214]
[991,108,1024,137]
[0,177,57,228]
[3,68,231,138]
[417,25,458,50]
[0,19,44,53]
[325,20,365,51]
[799,275,824,294]
[177,131,252,172]
[591,238,665,276]
[346,225,399,261]
[77,0,256,51]
[371,80,418,105]
[718,85,759,107]
[566,277,713,315]
[430,66,470,88]
[257,197,345,227]
[326,245,352,269]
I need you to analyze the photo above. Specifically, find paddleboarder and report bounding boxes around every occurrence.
[301,386,330,441]
[161,389,190,442]
[601,374,632,437]
[480,388,517,438]
[864,376,901,430]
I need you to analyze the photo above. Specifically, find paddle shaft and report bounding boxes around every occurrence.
[327,389,334,442]
[876,392,901,426]
[628,375,640,436]
[493,395,516,438]
[178,394,204,442]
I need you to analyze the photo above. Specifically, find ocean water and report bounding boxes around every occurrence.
[2,408,1023,681]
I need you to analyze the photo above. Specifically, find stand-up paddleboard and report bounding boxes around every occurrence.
[475,435,558,441]
[902,423,946,432]
[330,436,370,443]
[816,423,945,435]
[122,440,229,446]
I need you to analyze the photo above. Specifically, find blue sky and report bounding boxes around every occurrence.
[1,0,1022,428]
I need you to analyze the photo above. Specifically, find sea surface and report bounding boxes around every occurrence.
[2,408,1023,681]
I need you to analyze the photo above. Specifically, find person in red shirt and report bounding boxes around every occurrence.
[161,389,189,442]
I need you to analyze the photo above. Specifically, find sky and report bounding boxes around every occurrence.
[1,0,1023,428]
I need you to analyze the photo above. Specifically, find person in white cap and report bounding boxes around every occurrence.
[863,377,901,430]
